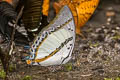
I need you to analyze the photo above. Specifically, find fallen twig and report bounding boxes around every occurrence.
[9,6,24,55]
[80,74,92,77]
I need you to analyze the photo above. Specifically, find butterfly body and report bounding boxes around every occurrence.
[26,5,75,66]
[22,0,43,32]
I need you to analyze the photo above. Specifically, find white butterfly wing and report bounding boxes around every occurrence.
[26,5,75,66]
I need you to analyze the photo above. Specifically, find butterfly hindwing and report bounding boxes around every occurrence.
[26,5,75,66]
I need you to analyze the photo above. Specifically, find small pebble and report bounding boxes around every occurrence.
[106,11,115,17]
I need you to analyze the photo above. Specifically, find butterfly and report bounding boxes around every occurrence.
[25,5,76,66]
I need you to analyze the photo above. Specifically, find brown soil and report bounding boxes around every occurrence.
[0,0,120,80]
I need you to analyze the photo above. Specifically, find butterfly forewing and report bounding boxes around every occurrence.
[26,5,75,66]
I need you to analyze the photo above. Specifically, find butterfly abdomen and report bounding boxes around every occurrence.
[22,0,43,32]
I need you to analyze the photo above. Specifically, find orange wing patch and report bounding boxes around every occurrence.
[75,0,99,34]
[53,0,99,35]
[2,0,12,4]
[42,0,50,16]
